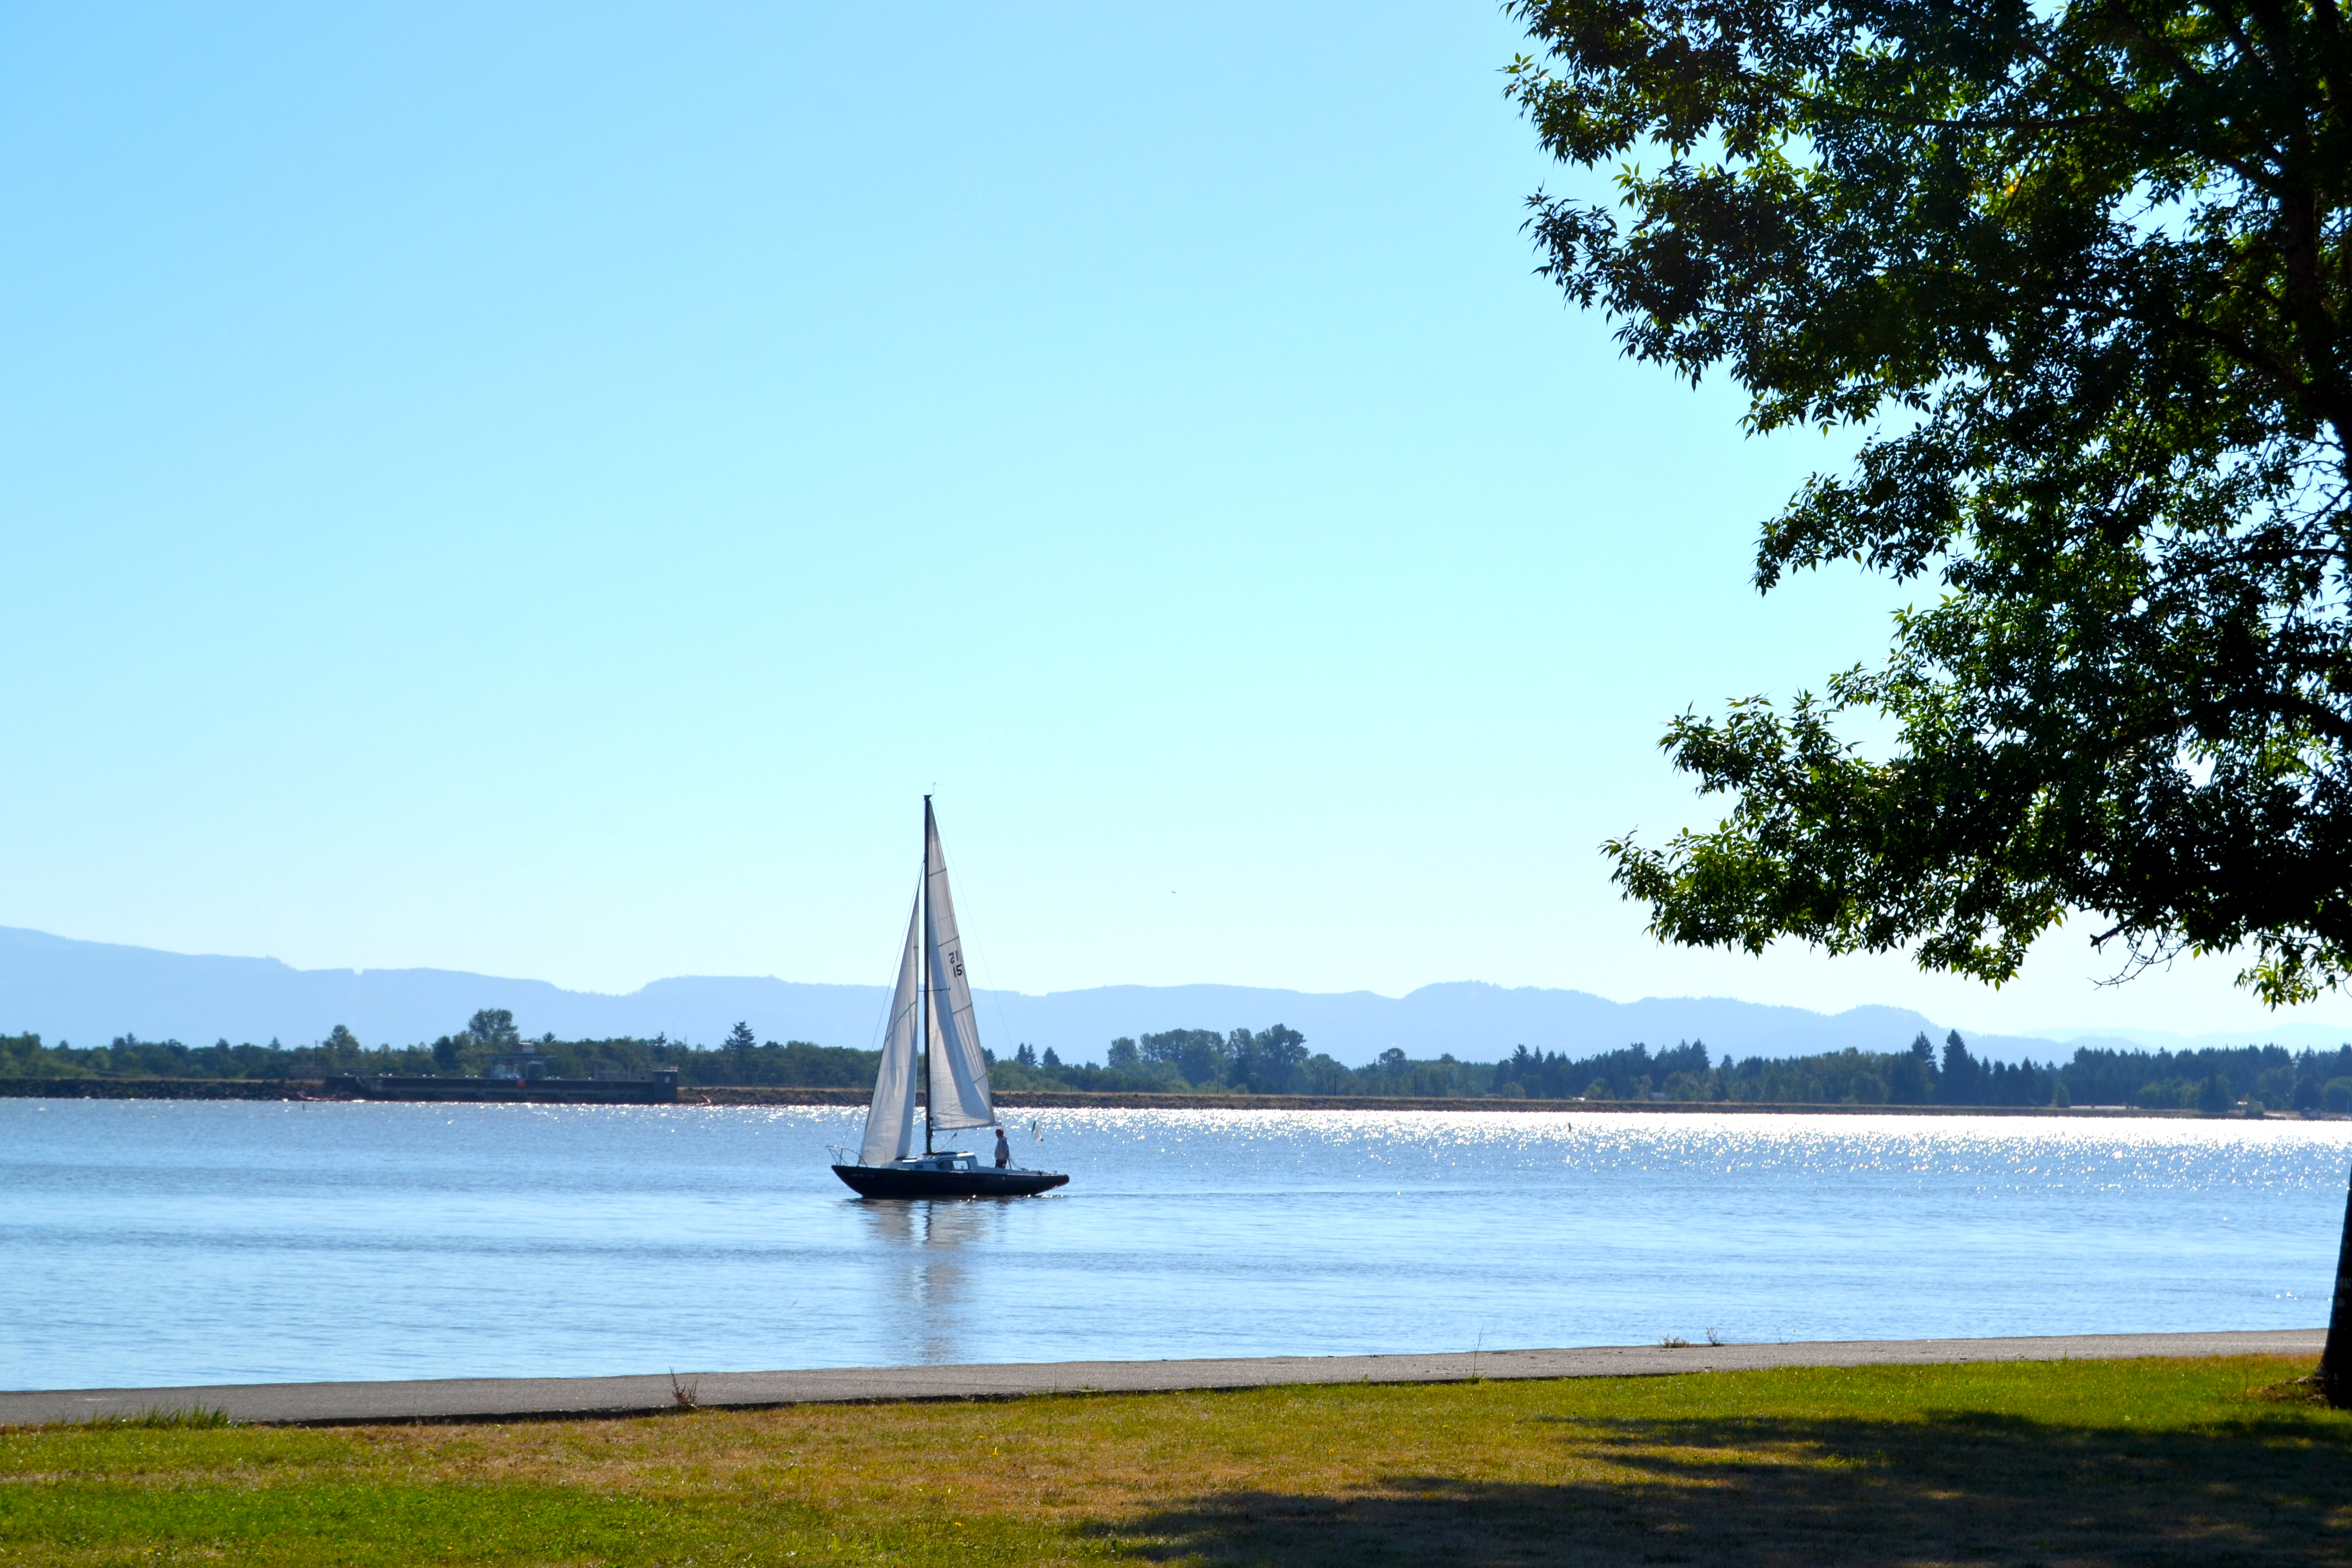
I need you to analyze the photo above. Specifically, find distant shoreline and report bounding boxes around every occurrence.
[0,1076,2305,1117]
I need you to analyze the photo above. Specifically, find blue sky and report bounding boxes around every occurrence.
[3,0,2345,1041]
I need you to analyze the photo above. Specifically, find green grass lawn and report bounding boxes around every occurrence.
[4,1356,2347,1565]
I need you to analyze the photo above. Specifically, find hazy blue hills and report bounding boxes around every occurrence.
[0,924,2147,1068]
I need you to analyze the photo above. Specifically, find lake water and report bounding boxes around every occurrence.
[2,1100,2344,1390]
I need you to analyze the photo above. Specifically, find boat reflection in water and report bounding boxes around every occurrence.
[850,1196,1020,1363]
[829,797,1069,1200]
[852,1194,1007,1251]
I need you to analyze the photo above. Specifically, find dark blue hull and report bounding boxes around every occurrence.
[831,1163,1069,1198]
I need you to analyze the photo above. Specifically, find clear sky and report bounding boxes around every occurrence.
[4,1,2346,1042]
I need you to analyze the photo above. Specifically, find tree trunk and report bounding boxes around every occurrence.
[2324,1164,2352,1408]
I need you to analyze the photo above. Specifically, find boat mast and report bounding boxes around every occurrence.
[921,794,934,1157]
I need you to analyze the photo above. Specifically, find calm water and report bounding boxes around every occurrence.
[2,1100,2344,1389]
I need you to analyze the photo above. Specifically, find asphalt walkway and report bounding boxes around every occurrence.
[0,1329,2323,1427]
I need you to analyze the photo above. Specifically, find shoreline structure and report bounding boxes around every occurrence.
[0,1330,2324,1428]
[0,1077,2304,1116]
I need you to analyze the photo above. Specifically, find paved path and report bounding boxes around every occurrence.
[0,1330,2323,1428]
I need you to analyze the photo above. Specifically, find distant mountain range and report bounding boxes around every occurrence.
[0,925,2342,1069]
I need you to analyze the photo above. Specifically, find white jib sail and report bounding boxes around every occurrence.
[857,889,923,1165]
[923,802,995,1131]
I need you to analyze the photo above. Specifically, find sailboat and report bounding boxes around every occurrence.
[830,799,1070,1199]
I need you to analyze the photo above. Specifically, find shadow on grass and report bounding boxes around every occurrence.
[1105,1408,2352,1567]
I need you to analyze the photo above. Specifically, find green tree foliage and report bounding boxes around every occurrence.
[0,1020,871,1087]
[1506,0,2352,1002]
[1885,1034,1937,1102]
[990,1025,1352,1095]
[6,1020,2347,1110]
[1230,1024,1309,1093]
[468,1010,520,1050]
[1493,1040,1710,1099]
[1941,1031,1982,1102]
[1143,1028,1232,1084]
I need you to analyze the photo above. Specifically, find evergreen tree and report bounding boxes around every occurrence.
[2199,1072,2236,1115]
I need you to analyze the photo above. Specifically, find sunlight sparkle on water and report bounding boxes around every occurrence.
[1,1102,2341,1388]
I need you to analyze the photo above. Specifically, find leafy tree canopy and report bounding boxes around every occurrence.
[468,1009,521,1049]
[1506,0,2351,1000]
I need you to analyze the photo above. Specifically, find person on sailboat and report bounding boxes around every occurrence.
[993,1125,1012,1169]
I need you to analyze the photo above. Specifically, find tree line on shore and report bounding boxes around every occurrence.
[5,1012,2351,1112]
[998,1028,2352,1112]
[1493,1034,2352,1113]
[0,1011,870,1089]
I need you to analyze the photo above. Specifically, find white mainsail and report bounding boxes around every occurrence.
[857,888,923,1165]
[922,800,995,1131]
